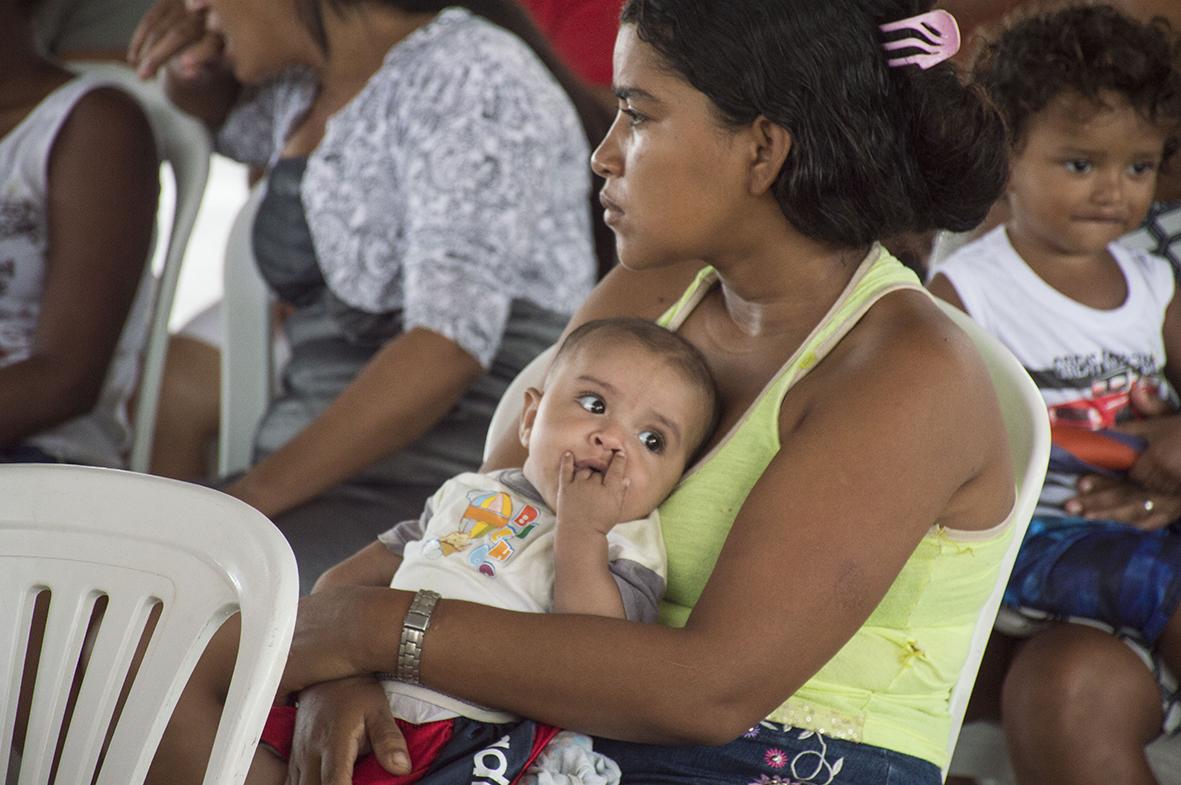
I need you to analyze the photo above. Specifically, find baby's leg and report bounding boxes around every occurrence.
[145,613,286,785]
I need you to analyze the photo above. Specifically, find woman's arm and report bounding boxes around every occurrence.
[0,87,157,447]
[287,297,1009,744]
[224,327,482,518]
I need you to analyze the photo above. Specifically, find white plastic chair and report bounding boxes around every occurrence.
[482,344,555,462]
[940,296,1181,784]
[0,464,297,785]
[67,62,213,473]
[934,300,1050,780]
[217,183,272,477]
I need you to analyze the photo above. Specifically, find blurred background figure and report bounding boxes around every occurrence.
[131,0,606,593]
[1,0,158,466]
[35,0,154,60]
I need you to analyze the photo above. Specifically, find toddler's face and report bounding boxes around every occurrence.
[1006,91,1167,262]
[519,341,707,521]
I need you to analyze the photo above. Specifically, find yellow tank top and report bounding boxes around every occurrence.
[655,246,1014,768]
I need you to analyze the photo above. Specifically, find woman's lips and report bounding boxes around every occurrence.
[600,193,624,225]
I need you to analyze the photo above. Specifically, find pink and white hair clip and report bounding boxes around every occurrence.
[879,9,961,70]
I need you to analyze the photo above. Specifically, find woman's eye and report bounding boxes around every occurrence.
[639,430,665,454]
[577,394,606,414]
[620,107,646,127]
[1064,159,1092,174]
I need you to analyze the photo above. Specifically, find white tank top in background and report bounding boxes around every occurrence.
[938,225,1175,516]
[0,74,153,467]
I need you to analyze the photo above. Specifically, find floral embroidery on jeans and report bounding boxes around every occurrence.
[747,728,846,785]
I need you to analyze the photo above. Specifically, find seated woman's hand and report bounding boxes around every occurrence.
[1065,473,1181,530]
[280,586,401,699]
[288,676,411,785]
[128,0,223,80]
[1116,412,1181,495]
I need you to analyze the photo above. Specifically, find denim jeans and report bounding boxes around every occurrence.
[596,720,941,785]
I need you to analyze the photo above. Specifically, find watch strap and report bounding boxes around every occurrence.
[395,588,441,684]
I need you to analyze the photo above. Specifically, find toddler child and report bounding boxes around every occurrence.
[929,3,1181,730]
[260,317,719,784]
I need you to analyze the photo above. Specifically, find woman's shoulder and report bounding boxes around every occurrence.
[53,83,155,168]
[377,9,568,115]
[9,76,148,148]
[568,260,709,326]
[64,82,151,131]
[803,288,997,435]
[792,289,1013,528]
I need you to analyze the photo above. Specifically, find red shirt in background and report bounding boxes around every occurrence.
[520,0,621,86]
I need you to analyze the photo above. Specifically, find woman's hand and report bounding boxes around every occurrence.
[128,0,223,81]
[1065,473,1181,530]
[279,586,405,700]
[287,676,411,785]
[1115,414,1181,495]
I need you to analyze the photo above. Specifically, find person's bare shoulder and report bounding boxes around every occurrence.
[795,288,1011,511]
[572,258,707,326]
[55,85,156,163]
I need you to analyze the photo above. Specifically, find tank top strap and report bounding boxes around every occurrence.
[657,246,924,629]
[766,245,925,407]
[657,265,717,330]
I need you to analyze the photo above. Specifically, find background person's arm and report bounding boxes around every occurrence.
[1103,290,1181,496]
[0,87,157,447]
[128,0,240,130]
[224,327,482,518]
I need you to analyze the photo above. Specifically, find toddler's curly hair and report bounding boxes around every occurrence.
[974,4,1181,160]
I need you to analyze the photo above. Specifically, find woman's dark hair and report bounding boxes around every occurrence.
[298,0,617,278]
[974,5,1181,163]
[619,0,1009,246]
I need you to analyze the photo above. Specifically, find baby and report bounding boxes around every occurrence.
[261,317,719,784]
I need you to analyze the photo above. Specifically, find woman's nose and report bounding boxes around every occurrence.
[590,115,624,179]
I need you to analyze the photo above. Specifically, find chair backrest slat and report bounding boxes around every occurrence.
[0,465,297,785]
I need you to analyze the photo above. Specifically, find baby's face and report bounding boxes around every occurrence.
[1007,90,1167,263]
[519,342,706,521]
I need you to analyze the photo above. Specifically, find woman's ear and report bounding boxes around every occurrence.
[747,116,792,196]
[518,387,543,448]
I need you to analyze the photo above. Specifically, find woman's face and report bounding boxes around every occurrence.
[187,0,318,82]
[591,25,752,270]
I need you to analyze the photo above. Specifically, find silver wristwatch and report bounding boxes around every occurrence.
[395,588,441,684]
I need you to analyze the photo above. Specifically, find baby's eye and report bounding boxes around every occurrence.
[1129,161,1158,176]
[639,430,665,454]
[577,394,606,414]
[1064,159,1093,174]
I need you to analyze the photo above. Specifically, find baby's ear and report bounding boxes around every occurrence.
[518,387,543,448]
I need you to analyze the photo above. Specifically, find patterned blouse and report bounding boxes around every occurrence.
[217,7,595,368]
